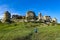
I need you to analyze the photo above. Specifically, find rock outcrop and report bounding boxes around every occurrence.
[43,16,52,22]
[51,18,57,23]
[26,11,36,22]
[1,11,11,23]
[1,11,57,24]
[37,13,43,22]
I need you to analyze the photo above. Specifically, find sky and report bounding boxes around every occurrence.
[0,0,60,22]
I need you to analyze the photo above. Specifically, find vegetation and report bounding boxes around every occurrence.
[0,22,60,40]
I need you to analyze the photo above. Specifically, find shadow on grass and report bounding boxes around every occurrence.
[13,33,33,40]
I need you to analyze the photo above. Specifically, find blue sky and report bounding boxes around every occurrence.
[0,0,60,22]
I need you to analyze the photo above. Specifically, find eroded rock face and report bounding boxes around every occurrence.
[2,11,11,23]
[50,18,57,25]
[12,15,23,19]
[26,11,36,21]
[37,13,43,22]
[43,16,52,22]
[52,18,57,23]
[38,13,42,19]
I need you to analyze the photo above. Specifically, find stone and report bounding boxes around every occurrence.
[2,11,11,23]
[12,15,22,19]
[37,13,43,22]
[43,15,52,22]
[51,18,57,23]
[26,11,36,22]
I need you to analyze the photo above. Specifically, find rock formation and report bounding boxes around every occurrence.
[26,11,36,22]
[52,18,57,23]
[1,11,11,23]
[1,11,57,24]
[51,18,57,25]
[43,16,52,22]
[12,15,22,19]
[37,13,43,22]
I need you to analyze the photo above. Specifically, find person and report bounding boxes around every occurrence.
[34,27,38,33]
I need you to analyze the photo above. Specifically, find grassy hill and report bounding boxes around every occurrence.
[0,22,60,40]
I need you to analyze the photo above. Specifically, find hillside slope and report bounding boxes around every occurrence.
[0,22,60,40]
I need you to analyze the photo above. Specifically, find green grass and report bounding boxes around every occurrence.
[0,22,60,40]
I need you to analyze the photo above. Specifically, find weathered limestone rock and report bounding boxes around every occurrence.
[38,13,42,19]
[12,15,22,19]
[51,18,57,26]
[51,18,57,23]
[12,15,26,22]
[43,15,52,22]
[0,11,57,24]
[26,11,36,22]
[2,11,11,23]
[37,13,43,22]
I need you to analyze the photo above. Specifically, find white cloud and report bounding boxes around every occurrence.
[11,13,21,15]
[0,4,20,19]
[0,5,11,19]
